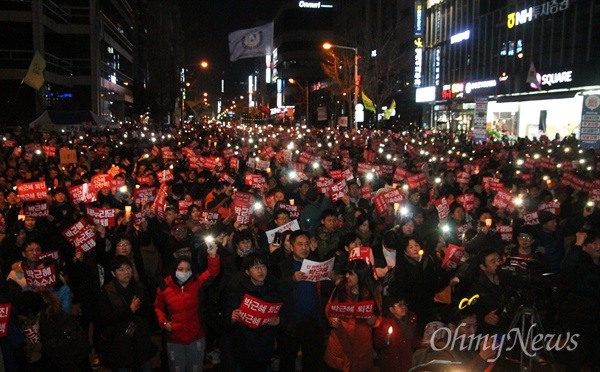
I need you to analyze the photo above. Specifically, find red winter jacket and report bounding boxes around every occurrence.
[154,256,220,345]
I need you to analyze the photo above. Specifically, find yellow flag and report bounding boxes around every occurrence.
[383,99,396,120]
[22,51,46,90]
[361,91,376,113]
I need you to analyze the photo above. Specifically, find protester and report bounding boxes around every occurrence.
[0,121,598,371]
[98,256,156,371]
[277,230,325,371]
[324,259,381,371]
[226,253,284,372]
[154,246,219,372]
[373,296,418,372]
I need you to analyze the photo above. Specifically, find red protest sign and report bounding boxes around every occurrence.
[42,145,56,157]
[316,177,334,194]
[489,179,505,192]
[23,202,49,217]
[539,200,560,215]
[523,211,540,225]
[62,219,96,253]
[133,210,147,225]
[156,169,174,184]
[219,172,236,184]
[92,174,112,190]
[393,167,410,181]
[329,179,348,202]
[330,170,344,180]
[237,294,283,329]
[456,171,470,187]
[234,191,253,204]
[446,161,459,170]
[17,181,48,202]
[39,250,60,261]
[230,157,239,169]
[0,304,11,337]
[86,207,116,227]
[136,176,153,186]
[363,150,376,163]
[496,225,513,242]
[373,193,388,215]
[203,156,217,171]
[435,197,450,220]
[455,222,473,239]
[199,211,219,225]
[442,244,465,271]
[492,191,514,210]
[360,185,373,200]
[178,200,203,216]
[251,175,267,190]
[383,188,404,204]
[327,300,375,319]
[456,194,474,213]
[68,183,98,205]
[276,202,301,219]
[107,166,122,177]
[357,162,372,175]
[133,187,158,204]
[153,184,168,221]
[24,265,57,288]
[233,200,252,224]
[189,156,204,170]
[407,173,427,189]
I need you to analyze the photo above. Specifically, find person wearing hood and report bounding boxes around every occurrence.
[154,245,220,372]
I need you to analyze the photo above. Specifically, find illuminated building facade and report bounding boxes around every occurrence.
[417,0,600,142]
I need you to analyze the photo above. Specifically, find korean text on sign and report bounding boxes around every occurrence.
[236,294,283,329]
[327,300,375,319]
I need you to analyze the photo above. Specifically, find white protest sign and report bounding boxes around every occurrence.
[300,257,334,282]
[265,219,300,244]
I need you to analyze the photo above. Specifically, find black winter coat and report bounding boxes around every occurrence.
[99,279,156,368]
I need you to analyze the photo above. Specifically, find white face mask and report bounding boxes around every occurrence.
[175,271,192,283]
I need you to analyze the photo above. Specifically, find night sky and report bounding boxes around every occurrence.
[178,0,285,84]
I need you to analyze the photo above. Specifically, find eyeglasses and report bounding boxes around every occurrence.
[249,264,266,271]
[116,242,132,248]
[518,234,533,241]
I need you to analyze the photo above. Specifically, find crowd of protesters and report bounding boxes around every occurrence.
[0,121,598,372]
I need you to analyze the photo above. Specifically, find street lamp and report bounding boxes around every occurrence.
[288,78,309,126]
[323,42,358,129]
[181,61,209,123]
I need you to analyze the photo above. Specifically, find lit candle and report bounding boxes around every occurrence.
[289,199,295,206]
[124,206,132,222]
[394,203,400,213]
[388,326,393,335]
[418,249,424,262]
[485,218,492,227]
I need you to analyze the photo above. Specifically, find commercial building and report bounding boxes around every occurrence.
[0,0,143,126]
[416,0,600,144]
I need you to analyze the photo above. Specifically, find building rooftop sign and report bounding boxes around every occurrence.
[507,0,570,28]
[298,1,333,9]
